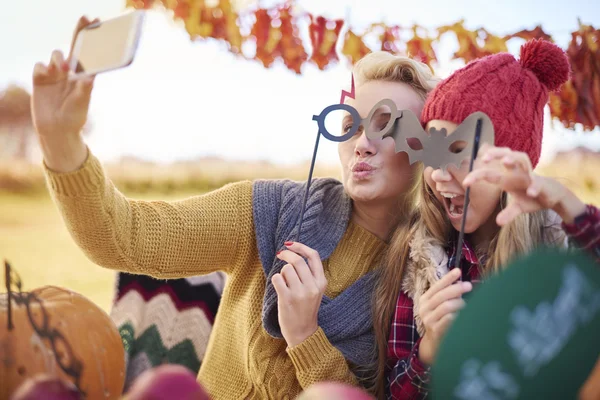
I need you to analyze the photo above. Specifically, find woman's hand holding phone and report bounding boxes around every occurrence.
[33,12,144,173]
[32,16,98,173]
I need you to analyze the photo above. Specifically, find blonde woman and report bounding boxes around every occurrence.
[372,39,600,399]
[31,16,439,399]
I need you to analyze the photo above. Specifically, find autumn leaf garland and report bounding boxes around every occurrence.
[549,21,600,131]
[126,0,600,131]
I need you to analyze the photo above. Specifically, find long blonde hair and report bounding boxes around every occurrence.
[370,174,566,398]
[345,51,440,392]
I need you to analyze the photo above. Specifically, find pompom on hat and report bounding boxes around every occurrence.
[421,39,571,168]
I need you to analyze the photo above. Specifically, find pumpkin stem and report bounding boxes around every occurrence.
[4,260,14,331]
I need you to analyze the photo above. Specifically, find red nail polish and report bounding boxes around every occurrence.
[284,241,293,246]
[276,251,282,255]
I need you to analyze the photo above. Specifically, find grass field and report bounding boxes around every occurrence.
[0,158,341,313]
[0,190,204,312]
[1,154,599,314]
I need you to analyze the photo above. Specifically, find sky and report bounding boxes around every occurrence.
[1,0,600,166]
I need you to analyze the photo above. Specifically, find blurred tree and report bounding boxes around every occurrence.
[0,85,31,159]
[0,84,92,161]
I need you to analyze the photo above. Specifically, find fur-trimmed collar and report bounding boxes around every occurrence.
[401,210,568,336]
[401,223,449,336]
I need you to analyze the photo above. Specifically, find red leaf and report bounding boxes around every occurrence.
[380,25,402,54]
[250,8,275,68]
[173,0,191,19]
[249,5,307,74]
[308,15,344,70]
[549,81,579,129]
[278,6,308,74]
[551,22,600,131]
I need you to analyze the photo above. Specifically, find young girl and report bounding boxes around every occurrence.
[371,38,600,399]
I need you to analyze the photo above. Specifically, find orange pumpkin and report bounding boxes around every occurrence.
[579,355,600,400]
[0,286,125,400]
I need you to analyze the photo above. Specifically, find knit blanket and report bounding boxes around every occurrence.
[110,271,225,391]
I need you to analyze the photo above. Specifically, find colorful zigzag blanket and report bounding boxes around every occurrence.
[110,271,225,391]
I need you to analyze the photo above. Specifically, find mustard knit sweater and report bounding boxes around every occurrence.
[44,151,387,400]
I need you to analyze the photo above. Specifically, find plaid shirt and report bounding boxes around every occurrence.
[386,204,600,400]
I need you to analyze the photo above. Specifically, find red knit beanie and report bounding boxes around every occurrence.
[421,39,570,168]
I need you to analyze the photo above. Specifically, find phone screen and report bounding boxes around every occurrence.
[70,12,143,76]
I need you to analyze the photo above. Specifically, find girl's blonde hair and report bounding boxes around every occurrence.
[352,51,439,102]
[370,174,566,398]
[346,51,440,394]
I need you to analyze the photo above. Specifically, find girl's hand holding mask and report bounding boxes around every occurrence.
[418,268,472,365]
[463,144,587,225]
[272,242,328,348]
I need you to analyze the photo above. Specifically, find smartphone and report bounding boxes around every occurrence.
[69,11,146,78]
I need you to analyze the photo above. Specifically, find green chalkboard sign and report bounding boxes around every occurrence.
[432,247,600,399]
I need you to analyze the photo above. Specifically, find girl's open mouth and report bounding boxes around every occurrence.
[441,192,465,220]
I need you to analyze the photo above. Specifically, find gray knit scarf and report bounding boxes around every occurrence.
[252,178,377,368]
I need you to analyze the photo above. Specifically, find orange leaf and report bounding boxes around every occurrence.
[341,30,371,65]
[180,0,242,53]
[478,28,508,54]
[549,81,578,129]
[126,0,155,8]
[504,26,553,42]
[406,25,437,65]
[208,1,242,52]
[438,20,487,63]
[183,1,207,38]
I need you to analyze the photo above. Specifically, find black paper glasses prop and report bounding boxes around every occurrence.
[453,119,484,278]
[4,260,86,397]
[294,103,363,241]
[295,98,495,242]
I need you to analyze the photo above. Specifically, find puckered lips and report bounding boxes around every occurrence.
[351,162,376,180]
